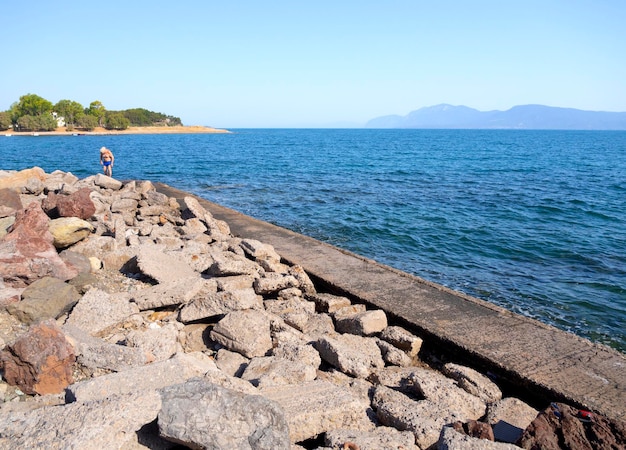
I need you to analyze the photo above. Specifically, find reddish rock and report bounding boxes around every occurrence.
[41,191,59,217]
[56,188,96,220]
[517,402,626,450]
[0,319,76,395]
[452,420,495,441]
[0,202,78,287]
[0,188,23,218]
[8,201,50,238]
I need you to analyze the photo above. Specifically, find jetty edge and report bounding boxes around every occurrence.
[156,182,626,423]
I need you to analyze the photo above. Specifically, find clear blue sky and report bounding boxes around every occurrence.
[1,0,625,128]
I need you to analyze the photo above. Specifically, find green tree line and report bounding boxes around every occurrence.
[0,94,183,132]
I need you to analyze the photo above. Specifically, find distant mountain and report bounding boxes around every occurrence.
[365,104,626,130]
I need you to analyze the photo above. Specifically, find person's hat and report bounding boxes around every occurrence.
[100,147,107,153]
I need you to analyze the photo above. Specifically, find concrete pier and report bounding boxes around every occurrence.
[157,184,626,422]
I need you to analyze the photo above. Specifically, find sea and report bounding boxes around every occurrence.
[2,129,625,353]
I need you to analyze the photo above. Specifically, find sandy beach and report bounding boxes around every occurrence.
[3,125,230,136]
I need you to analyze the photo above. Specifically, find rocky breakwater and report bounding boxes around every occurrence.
[0,166,624,449]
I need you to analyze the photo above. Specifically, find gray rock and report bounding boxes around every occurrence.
[306,292,352,313]
[179,288,263,323]
[325,427,418,450]
[254,273,299,295]
[438,425,520,449]
[94,174,123,190]
[372,384,446,450]
[0,390,163,449]
[135,244,197,284]
[299,312,336,337]
[63,323,150,372]
[125,322,183,362]
[158,378,290,450]
[23,176,45,196]
[407,368,486,420]
[264,297,316,331]
[66,352,215,403]
[315,333,384,378]
[241,356,317,387]
[183,195,230,237]
[178,323,212,353]
[288,264,316,294]
[0,216,15,238]
[179,217,208,238]
[215,348,249,377]
[210,310,273,358]
[485,397,539,443]
[64,288,139,336]
[172,240,216,272]
[259,380,374,443]
[379,325,423,357]
[131,276,208,310]
[370,367,487,450]
[6,276,81,324]
[376,338,413,367]
[331,303,367,320]
[240,238,281,263]
[203,370,259,395]
[443,363,502,403]
[335,309,388,336]
[182,195,212,221]
[272,341,321,369]
[207,251,262,276]
[143,190,170,206]
[215,274,257,292]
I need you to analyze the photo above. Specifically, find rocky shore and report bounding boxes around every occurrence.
[0,167,624,449]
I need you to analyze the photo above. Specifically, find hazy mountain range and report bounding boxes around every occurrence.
[365,104,626,130]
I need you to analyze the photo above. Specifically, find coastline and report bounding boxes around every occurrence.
[3,125,231,136]
[0,167,623,447]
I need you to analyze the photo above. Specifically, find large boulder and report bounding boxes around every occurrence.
[48,217,95,248]
[210,309,273,358]
[0,390,163,449]
[517,402,626,450]
[0,202,78,287]
[158,378,290,449]
[0,187,23,218]
[6,276,81,324]
[55,187,96,220]
[0,319,76,395]
[0,167,46,190]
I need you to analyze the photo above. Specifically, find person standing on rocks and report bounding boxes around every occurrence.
[99,147,114,177]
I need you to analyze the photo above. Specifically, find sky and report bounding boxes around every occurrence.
[1,0,625,128]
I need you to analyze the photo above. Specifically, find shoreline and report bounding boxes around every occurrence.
[2,125,231,136]
[0,167,623,447]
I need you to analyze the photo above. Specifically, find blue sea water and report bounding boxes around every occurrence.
[2,129,625,352]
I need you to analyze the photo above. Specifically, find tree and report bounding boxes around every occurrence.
[16,114,57,131]
[0,111,11,130]
[86,100,106,127]
[54,99,84,127]
[105,112,130,130]
[76,113,98,131]
[14,93,53,117]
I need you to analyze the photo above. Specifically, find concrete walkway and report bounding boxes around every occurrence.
[157,184,626,422]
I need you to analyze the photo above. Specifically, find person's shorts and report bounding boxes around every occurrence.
[103,161,112,166]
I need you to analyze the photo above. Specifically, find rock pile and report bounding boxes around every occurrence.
[0,167,623,449]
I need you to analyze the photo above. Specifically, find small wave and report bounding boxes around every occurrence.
[199,183,245,191]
